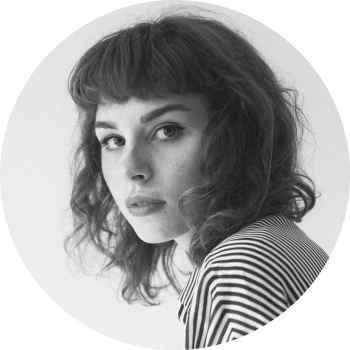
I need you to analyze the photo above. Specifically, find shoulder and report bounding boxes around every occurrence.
[197,215,328,304]
[185,215,328,347]
[202,215,327,271]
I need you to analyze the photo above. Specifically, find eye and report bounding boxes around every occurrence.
[100,135,125,151]
[153,125,184,141]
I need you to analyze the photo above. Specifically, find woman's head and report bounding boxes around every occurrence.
[67,13,315,303]
[95,94,208,244]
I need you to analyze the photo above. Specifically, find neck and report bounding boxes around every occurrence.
[174,230,193,252]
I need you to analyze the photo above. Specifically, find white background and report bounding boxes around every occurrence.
[1,1,349,349]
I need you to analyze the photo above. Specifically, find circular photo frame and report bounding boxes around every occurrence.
[1,1,349,350]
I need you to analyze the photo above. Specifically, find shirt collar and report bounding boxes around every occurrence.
[177,268,201,324]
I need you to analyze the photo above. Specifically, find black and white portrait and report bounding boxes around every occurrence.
[1,1,349,350]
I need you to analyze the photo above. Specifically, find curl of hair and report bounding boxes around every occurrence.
[65,12,316,304]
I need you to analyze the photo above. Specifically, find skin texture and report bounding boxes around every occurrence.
[95,94,209,246]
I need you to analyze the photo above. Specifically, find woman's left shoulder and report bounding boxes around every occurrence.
[201,214,328,276]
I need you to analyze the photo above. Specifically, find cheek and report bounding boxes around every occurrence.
[101,156,112,184]
[164,143,203,194]
[101,157,123,202]
[183,139,202,178]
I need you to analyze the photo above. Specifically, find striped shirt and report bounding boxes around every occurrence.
[178,215,328,349]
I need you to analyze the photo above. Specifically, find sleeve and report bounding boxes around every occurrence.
[185,253,290,348]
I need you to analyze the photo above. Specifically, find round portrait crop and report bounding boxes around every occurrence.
[1,2,348,350]
[65,8,330,349]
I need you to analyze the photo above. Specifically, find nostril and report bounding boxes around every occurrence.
[131,174,145,180]
[121,150,151,181]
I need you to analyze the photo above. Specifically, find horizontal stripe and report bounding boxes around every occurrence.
[178,215,328,348]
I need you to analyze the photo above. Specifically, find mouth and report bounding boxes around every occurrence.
[125,195,166,217]
[132,201,159,206]
[128,201,166,217]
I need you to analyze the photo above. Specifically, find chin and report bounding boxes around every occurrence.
[131,222,179,244]
[135,231,173,244]
[128,219,188,244]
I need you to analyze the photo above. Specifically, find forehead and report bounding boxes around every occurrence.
[95,94,210,124]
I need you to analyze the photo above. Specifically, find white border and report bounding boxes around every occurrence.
[1,1,349,349]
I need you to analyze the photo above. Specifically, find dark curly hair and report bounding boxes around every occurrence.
[65,12,316,305]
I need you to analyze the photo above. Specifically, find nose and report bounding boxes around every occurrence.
[119,143,152,182]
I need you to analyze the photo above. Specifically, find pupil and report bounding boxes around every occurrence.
[113,137,124,146]
[164,127,175,137]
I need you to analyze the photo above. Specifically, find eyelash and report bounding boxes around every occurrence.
[99,124,185,151]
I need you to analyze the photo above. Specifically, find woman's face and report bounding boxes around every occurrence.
[95,94,209,244]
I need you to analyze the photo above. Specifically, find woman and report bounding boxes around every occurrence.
[66,12,328,348]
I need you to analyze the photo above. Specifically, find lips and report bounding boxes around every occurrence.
[133,201,155,206]
[125,195,166,217]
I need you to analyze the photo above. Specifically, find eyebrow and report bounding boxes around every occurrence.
[95,104,192,129]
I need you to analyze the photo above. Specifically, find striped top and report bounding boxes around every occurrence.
[178,215,328,349]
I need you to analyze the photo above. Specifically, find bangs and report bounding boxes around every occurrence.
[69,19,210,109]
